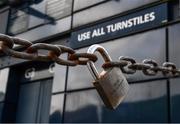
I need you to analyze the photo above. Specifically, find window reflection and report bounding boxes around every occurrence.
[52,54,67,93]
[0,10,9,33]
[169,0,180,20]
[64,90,101,123]
[74,0,105,11]
[49,94,64,123]
[16,79,52,123]
[169,23,180,122]
[64,80,167,123]
[46,0,72,20]
[169,23,180,67]
[170,78,180,122]
[16,82,41,123]
[73,0,159,27]
[0,68,9,102]
[68,63,94,91]
[0,103,3,122]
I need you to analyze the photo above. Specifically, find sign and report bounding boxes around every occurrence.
[70,3,168,49]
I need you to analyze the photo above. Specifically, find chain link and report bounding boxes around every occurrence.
[0,34,97,66]
[102,56,180,77]
[0,34,180,77]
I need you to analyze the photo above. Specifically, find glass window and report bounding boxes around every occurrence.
[64,89,101,123]
[64,80,168,123]
[52,58,67,93]
[49,94,64,123]
[3,62,54,122]
[0,103,4,122]
[179,0,180,17]
[8,5,29,35]
[169,23,180,122]
[169,0,180,20]
[170,78,180,123]
[16,82,41,122]
[16,16,71,42]
[169,23,180,67]
[28,0,46,28]
[73,0,105,12]
[46,0,72,20]
[67,51,95,91]
[0,68,9,102]
[101,80,168,123]
[73,0,159,28]
[8,0,72,36]
[0,10,9,33]
[16,79,52,123]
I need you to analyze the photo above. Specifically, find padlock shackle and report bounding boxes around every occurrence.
[87,44,112,80]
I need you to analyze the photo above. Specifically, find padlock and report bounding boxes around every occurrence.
[87,44,129,109]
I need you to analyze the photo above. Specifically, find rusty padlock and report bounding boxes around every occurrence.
[87,44,129,109]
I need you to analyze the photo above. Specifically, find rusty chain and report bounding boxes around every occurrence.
[102,56,180,77]
[0,34,180,77]
[0,34,98,66]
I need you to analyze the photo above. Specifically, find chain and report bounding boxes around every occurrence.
[0,34,97,66]
[102,56,180,77]
[0,34,180,77]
